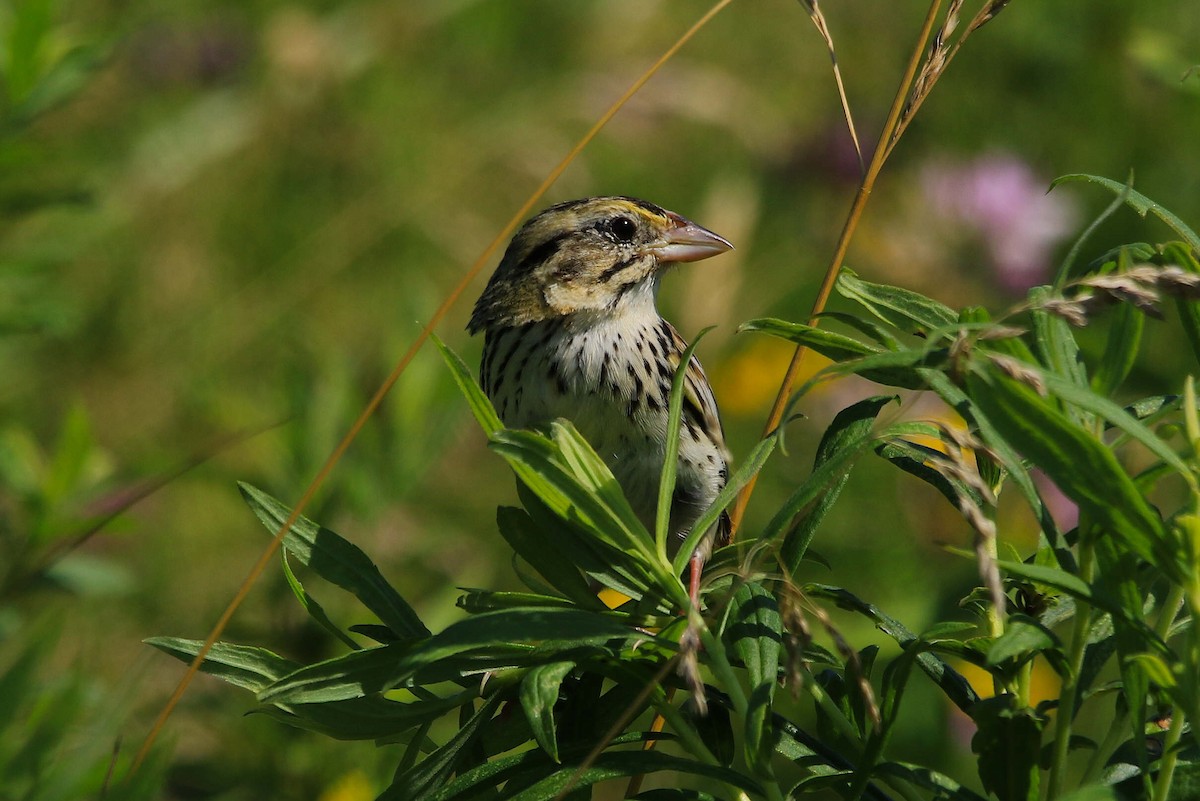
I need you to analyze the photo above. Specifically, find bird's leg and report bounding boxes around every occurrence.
[688,551,703,610]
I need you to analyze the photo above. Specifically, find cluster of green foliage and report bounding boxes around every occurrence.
[153,184,1200,800]
[0,1,168,796]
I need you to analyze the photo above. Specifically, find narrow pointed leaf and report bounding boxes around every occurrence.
[806,584,980,712]
[239,483,430,639]
[280,551,359,650]
[1090,248,1144,396]
[724,581,782,773]
[656,328,712,560]
[520,661,574,762]
[761,396,898,572]
[433,333,502,435]
[836,268,958,334]
[1051,175,1200,251]
[1029,285,1087,391]
[966,366,1175,574]
[970,695,1044,801]
[260,608,644,704]
[384,695,503,801]
[672,430,778,577]
[922,370,1064,551]
[739,318,878,361]
[494,506,599,607]
[145,637,298,692]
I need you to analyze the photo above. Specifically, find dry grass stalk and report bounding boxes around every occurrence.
[811,594,882,731]
[911,424,1006,630]
[799,0,864,175]
[987,353,1049,395]
[887,0,1012,158]
[1034,263,1200,326]
[778,582,814,693]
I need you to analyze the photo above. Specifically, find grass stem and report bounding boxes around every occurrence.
[729,0,944,538]
[1046,538,1095,799]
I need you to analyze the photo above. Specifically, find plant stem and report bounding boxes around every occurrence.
[803,667,865,750]
[1016,659,1033,709]
[694,618,786,801]
[1046,539,1096,799]
[1081,700,1129,784]
[727,0,944,539]
[1151,707,1186,801]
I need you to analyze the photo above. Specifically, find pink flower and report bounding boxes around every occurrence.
[922,154,1079,293]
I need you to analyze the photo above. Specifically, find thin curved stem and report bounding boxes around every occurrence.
[729,0,945,539]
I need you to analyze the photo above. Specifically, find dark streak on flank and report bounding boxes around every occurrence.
[489,328,525,397]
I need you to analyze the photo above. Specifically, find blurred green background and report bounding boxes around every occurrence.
[2,0,1198,798]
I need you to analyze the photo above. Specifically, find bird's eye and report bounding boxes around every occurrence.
[609,216,637,243]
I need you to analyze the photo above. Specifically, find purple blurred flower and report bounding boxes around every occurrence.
[1033,469,1079,532]
[922,153,1079,293]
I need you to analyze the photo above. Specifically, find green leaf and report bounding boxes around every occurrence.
[520,661,574,762]
[515,483,659,605]
[724,581,782,773]
[875,434,984,511]
[671,429,778,578]
[836,268,959,335]
[492,427,652,562]
[1090,248,1145,397]
[1164,760,1200,801]
[256,642,412,703]
[239,483,430,639]
[1052,174,1200,251]
[807,584,980,713]
[260,608,644,704]
[656,328,712,559]
[432,332,502,435]
[763,396,898,572]
[985,615,1059,665]
[492,427,675,605]
[817,310,904,349]
[457,749,761,801]
[739,318,877,361]
[401,731,754,801]
[257,694,458,743]
[145,637,299,693]
[988,558,1101,614]
[1164,242,1200,370]
[874,762,990,801]
[1126,652,1175,688]
[1056,786,1118,801]
[970,695,1043,801]
[280,550,359,650]
[493,507,600,608]
[1028,286,1087,392]
[922,370,1064,552]
[456,588,580,614]
[966,366,1174,574]
[794,345,934,391]
[693,701,736,767]
[1040,369,1191,479]
[384,695,503,801]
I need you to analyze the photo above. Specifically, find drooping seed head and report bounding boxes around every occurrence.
[468,196,732,333]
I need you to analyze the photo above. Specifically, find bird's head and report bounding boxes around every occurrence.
[468,196,732,333]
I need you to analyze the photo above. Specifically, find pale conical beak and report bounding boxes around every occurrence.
[648,212,734,263]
